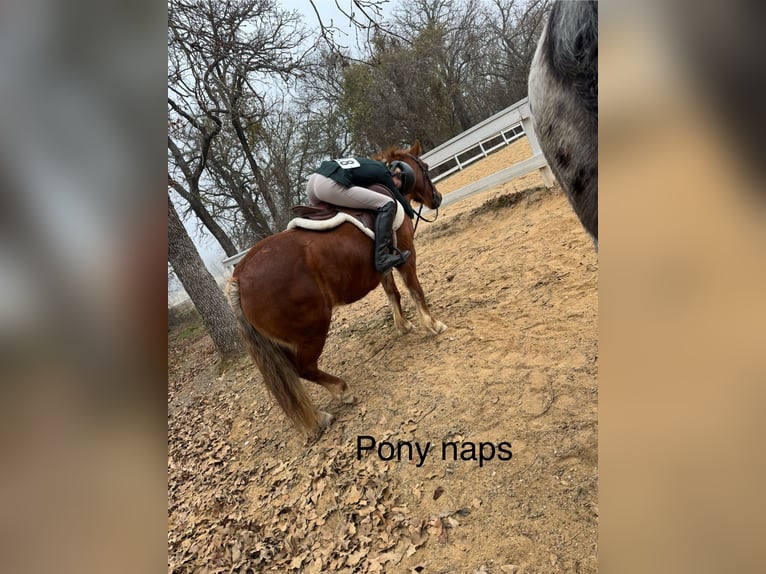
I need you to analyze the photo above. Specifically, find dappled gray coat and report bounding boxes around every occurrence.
[528,0,598,247]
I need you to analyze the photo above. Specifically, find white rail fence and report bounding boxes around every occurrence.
[222,97,554,267]
[420,96,553,211]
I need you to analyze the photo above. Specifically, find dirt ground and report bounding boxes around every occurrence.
[168,138,598,573]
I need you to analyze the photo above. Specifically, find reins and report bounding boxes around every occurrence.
[413,204,438,234]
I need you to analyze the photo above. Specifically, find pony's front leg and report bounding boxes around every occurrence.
[381,272,413,334]
[396,262,447,335]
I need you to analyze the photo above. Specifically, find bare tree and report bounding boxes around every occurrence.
[167,118,239,257]
[484,0,551,106]
[341,30,456,152]
[168,0,314,242]
[308,0,408,62]
[293,47,356,159]
[167,194,241,359]
[393,0,489,130]
[335,0,552,151]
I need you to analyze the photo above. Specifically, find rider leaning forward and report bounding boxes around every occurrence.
[305,157,417,274]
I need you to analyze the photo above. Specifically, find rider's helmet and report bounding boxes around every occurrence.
[389,160,416,195]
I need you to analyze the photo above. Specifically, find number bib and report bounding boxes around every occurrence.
[332,157,361,169]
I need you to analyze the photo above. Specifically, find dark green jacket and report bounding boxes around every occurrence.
[314,157,415,218]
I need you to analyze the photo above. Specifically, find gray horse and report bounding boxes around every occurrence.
[528,0,598,248]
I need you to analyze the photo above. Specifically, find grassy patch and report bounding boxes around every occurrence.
[168,301,204,344]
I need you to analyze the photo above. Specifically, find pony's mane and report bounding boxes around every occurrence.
[374,146,407,163]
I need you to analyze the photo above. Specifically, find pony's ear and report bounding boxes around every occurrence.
[408,140,422,156]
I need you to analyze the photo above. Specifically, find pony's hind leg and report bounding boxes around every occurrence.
[381,272,413,334]
[396,263,447,334]
[294,339,356,405]
[302,367,356,405]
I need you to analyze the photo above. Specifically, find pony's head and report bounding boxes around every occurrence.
[377,141,442,210]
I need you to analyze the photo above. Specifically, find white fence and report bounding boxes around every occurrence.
[423,97,526,180]
[222,97,554,267]
[420,96,553,210]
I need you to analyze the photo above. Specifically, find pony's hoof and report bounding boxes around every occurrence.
[318,411,334,429]
[431,321,447,334]
[341,391,357,405]
[396,321,414,335]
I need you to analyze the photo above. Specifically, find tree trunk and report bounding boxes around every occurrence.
[168,178,240,257]
[167,195,241,358]
[167,136,239,257]
[230,114,282,226]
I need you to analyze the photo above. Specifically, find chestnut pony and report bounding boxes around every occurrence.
[225,142,446,436]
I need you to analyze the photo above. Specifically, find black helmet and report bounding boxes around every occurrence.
[389,160,415,195]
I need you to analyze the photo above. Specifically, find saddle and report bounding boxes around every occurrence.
[286,183,404,240]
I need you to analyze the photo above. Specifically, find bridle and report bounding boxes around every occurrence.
[407,153,439,233]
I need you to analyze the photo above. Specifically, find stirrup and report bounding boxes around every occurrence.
[375,249,409,274]
[392,248,410,267]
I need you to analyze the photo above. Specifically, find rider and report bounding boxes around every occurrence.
[305,156,417,274]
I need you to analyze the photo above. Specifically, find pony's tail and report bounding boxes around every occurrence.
[225,278,319,435]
